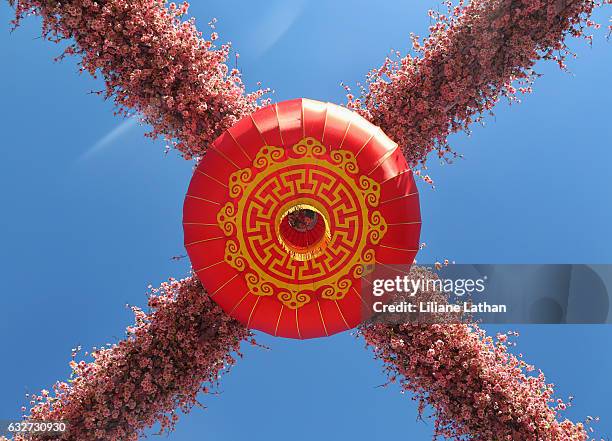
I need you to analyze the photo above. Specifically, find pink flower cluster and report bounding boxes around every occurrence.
[359,267,589,441]
[11,0,266,160]
[9,277,251,440]
[347,0,601,167]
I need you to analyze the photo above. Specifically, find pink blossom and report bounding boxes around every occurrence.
[348,0,604,168]
[10,0,267,160]
[359,266,589,441]
[8,277,251,440]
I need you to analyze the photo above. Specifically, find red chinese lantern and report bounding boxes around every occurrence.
[183,98,421,338]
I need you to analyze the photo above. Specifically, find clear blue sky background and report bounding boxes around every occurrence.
[1,1,611,440]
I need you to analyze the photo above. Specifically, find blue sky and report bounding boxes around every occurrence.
[1,1,611,440]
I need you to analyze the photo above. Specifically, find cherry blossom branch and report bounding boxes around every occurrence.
[10,0,266,160]
[359,267,589,441]
[7,277,251,441]
[348,0,604,167]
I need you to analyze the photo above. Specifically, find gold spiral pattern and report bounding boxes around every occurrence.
[217,137,388,309]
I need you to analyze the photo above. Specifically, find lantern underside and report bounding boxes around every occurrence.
[183,98,421,339]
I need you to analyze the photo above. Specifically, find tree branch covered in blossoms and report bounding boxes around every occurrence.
[359,267,589,441]
[7,277,251,441]
[10,0,267,160]
[347,0,605,167]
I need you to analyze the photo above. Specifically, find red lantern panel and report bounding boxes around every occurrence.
[184,98,421,339]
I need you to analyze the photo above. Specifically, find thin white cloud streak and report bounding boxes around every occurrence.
[78,118,139,162]
[245,1,305,59]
